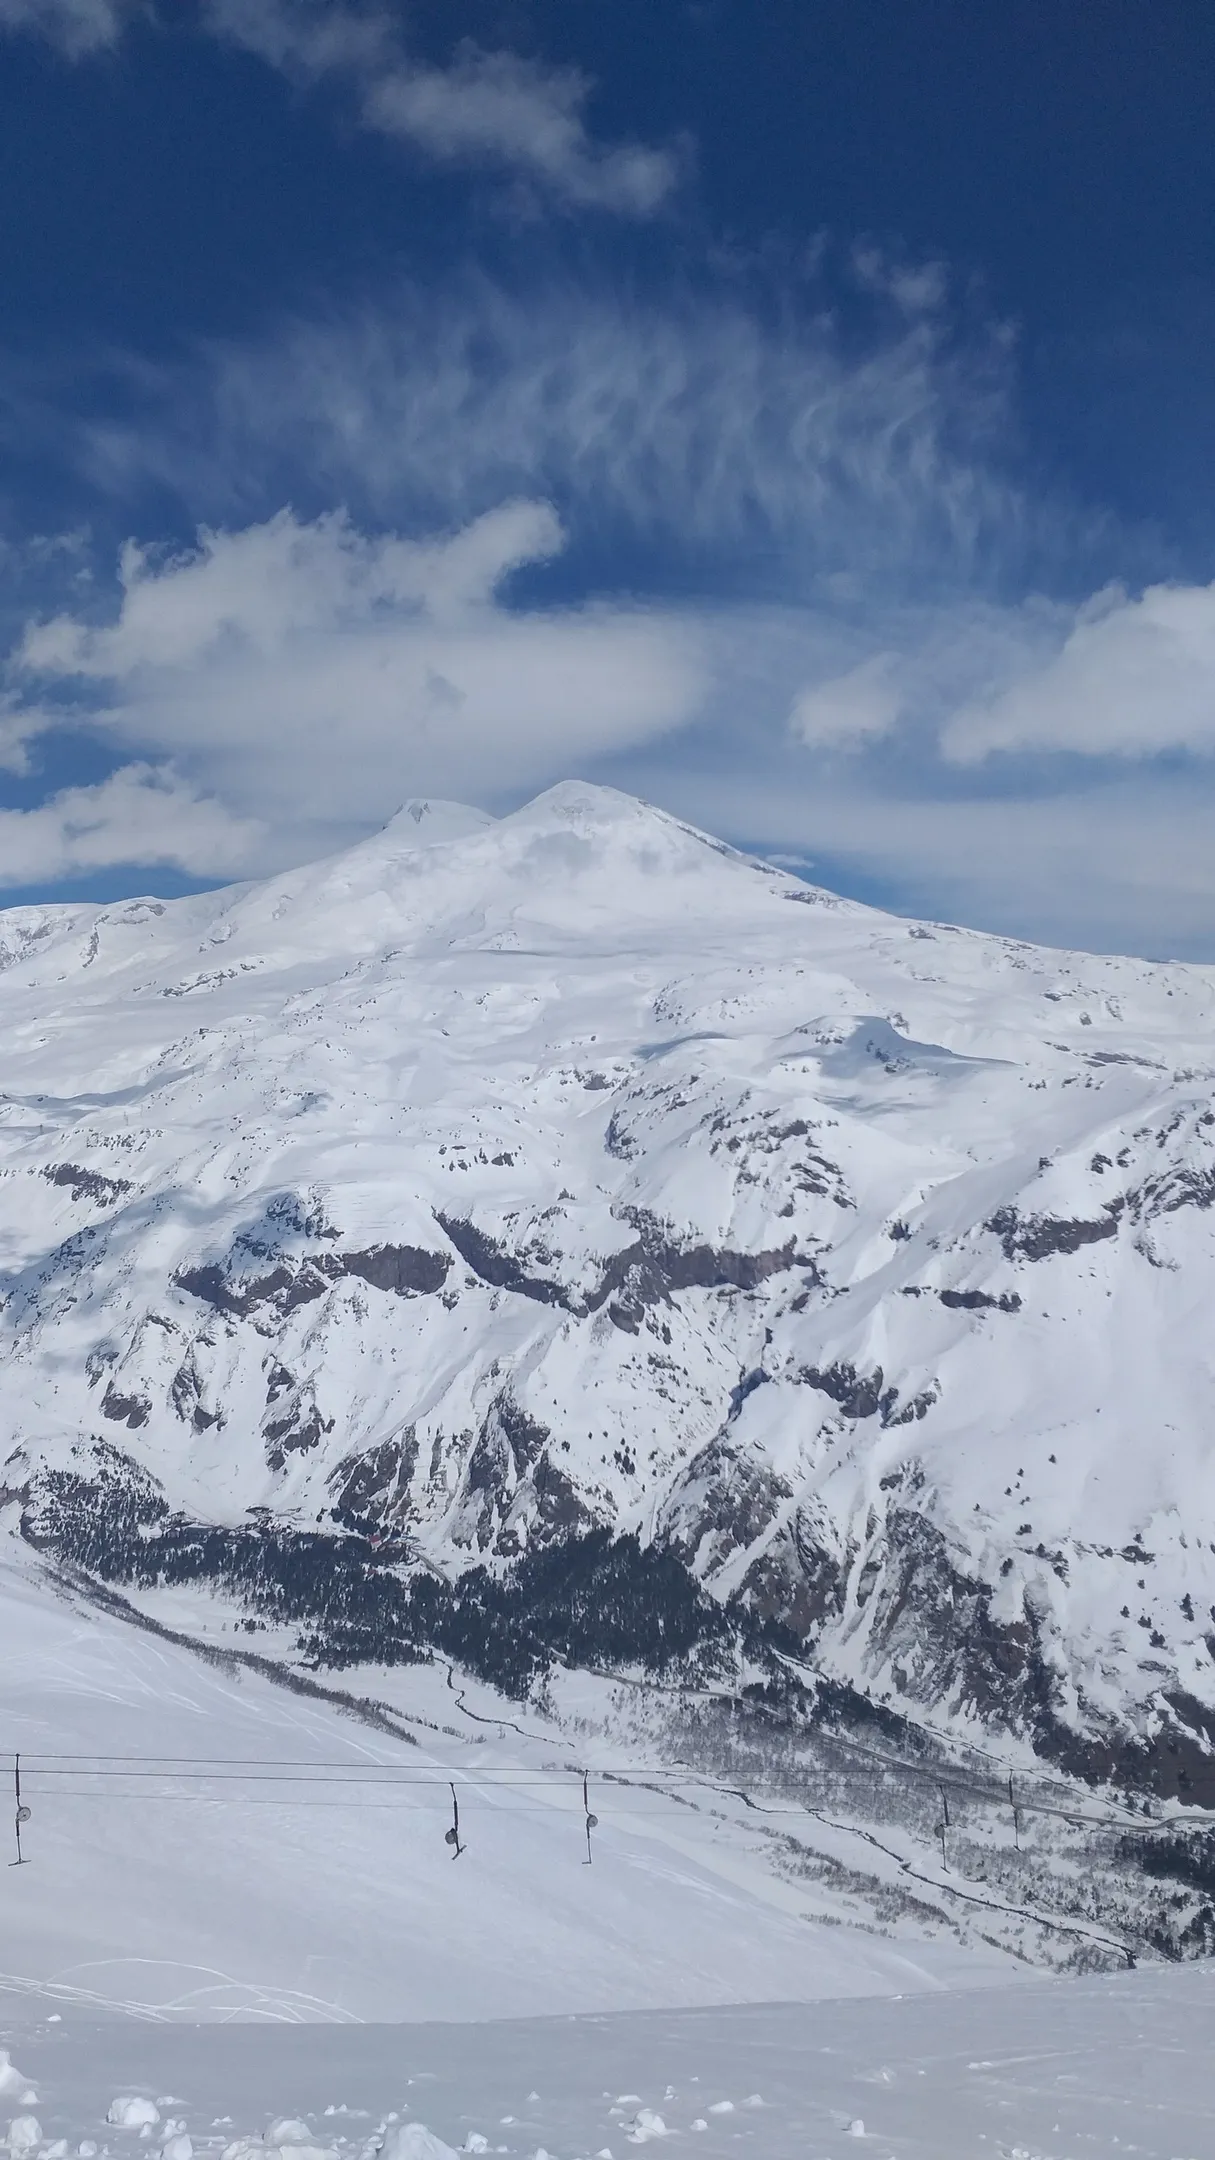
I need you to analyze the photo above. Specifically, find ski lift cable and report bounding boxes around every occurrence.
[6,1792,765,1813]
[1,1766,1196,1850]
[13,1740,1181,1834]
[0,1752,1186,1834]
[7,1752,716,1776]
[1,1747,1206,1838]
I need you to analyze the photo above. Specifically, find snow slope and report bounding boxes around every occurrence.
[0,1549,1007,2022]
[3,782,1215,1792]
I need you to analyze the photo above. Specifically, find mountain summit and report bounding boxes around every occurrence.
[4,783,1215,1801]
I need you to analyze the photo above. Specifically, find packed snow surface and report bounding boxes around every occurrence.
[1,1965,1212,2160]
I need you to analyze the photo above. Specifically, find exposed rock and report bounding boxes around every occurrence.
[986,1206,1119,1261]
[176,1240,450,1323]
[435,1213,566,1305]
[343,1244,451,1296]
[939,1288,1022,1312]
[263,1386,335,1471]
[330,1430,420,1529]
[43,1164,132,1207]
[174,1256,338,1323]
[169,1351,224,1433]
[798,1361,897,1422]
[661,1430,793,1578]
[588,1215,803,1332]
[100,1384,150,1429]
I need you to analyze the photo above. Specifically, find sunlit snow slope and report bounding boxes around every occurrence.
[0,1550,1002,2020]
[2,783,1215,1794]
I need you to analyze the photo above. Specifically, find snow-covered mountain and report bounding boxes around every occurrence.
[3,781,1215,1802]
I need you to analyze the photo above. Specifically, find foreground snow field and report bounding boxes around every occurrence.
[1,1965,1212,2160]
[2,1545,1212,2157]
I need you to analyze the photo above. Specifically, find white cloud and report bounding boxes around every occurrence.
[202,0,679,215]
[13,504,706,856]
[942,579,1215,763]
[789,653,903,750]
[851,246,949,316]
[0,694,55,773]
[22,499,565,674]
[364,47,676,215]
[0,0,135,55]
[0,765,262,887]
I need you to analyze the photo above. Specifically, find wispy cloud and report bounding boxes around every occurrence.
[202,0,680,215]
[66,264,1060,599]
[0,0,679,213]
[0,0,136,56]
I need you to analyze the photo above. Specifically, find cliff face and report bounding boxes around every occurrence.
[4,782,1215,1794]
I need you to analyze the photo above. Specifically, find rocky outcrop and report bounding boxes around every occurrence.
[43,1163,133,1207]
[175,1239,450,1323]
[986,1207,1119,1261]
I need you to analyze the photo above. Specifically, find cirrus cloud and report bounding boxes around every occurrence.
[70,265,1040,598]
[0,0,136,55]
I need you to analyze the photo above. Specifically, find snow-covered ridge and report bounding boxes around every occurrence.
[3,781,1215,1797]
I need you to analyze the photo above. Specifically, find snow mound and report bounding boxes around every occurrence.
[379,2130,460,2160]
[107,2103,160,2130]
[625,2111,668,2143]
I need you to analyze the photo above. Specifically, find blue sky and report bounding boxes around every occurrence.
[2,0,1215,954]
